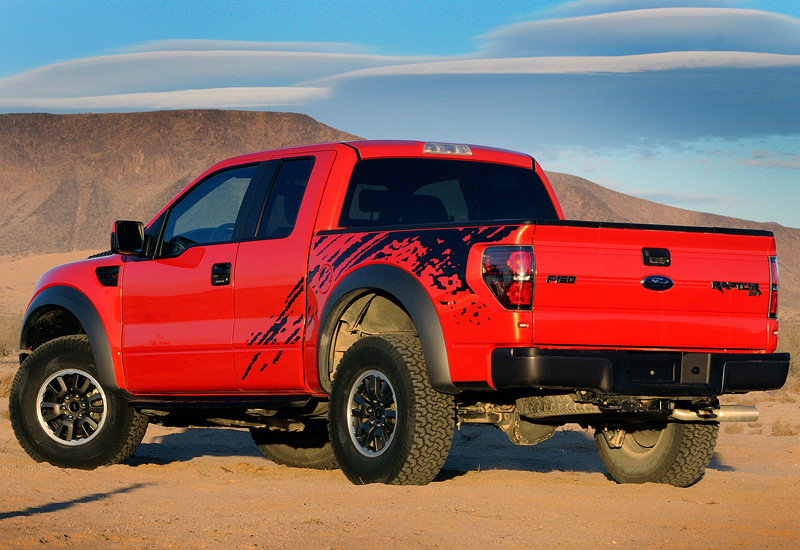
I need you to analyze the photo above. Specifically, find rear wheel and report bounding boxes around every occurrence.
[9,335,148,469]
[595,421,718,487]
[250,420,338,470]
[328,334,454,485]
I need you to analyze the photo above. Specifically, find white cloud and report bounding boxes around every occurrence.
[481,8,800,57]
[0,50,432,98]
[734,150,800,169]
[306,60,800,151]
[0,87,330,110]
[311,51,800,82]
[545,0,739,18]
[0,7,797,155]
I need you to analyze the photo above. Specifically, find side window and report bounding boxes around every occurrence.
[160,165,257,256]
[256,158,314,239]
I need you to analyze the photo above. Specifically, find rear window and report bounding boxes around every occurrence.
[339,158,558,228]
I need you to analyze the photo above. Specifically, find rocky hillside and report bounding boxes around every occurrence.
[0,110,358,256]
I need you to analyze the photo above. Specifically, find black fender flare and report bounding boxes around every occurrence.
[316,264,456,394]
[20,285,120,391]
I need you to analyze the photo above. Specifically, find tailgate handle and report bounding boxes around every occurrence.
[211,262,232,286]
[642,248,671,267]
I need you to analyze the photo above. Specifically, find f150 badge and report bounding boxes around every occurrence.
[642,275,674,291]
[546,275,576,284]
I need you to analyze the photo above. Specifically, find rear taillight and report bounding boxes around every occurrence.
[769,256,779,319]
[483,246,534,310]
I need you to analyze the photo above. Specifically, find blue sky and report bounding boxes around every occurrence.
[1,0,799,228]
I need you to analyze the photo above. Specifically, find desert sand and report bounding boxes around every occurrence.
[0,253,798,549]
[0,251,102,317]
[1,351,799,549]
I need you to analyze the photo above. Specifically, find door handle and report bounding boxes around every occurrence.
[211,263,232,286]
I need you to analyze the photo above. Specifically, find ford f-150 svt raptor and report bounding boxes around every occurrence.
[10,140,790,486]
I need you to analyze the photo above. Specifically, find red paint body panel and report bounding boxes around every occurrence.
[306,226,534,386]
[233,150,337,392]
[30,257,126,387]
[531,224,776,352]
[121,244,238,393]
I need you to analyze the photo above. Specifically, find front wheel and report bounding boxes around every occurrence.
[594,421,719,487]
[328,334,454,485]
[9,335,148,469]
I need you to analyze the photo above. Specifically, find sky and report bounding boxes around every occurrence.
[1,0,799,228]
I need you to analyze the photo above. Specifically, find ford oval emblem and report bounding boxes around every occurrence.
[642,275,674,291]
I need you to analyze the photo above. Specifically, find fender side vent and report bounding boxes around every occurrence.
[95,266,120,287]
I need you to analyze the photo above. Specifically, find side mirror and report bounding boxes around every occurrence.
[111,220,144,255]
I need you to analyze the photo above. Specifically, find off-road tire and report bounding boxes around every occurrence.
[595,421,718,487]
[9,335,148,469]
[250,420,338,470]
[328,334,454,485]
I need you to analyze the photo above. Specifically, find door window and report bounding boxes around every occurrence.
[256,158,314,239]
[160,165,257,256]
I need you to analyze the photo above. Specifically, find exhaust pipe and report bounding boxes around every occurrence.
[670,405,759,423]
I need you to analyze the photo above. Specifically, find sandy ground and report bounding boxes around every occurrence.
[0,352,798,549]
[0,251,102,319]
[1,253,799,549]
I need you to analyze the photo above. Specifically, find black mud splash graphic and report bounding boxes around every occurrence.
[260,350,283,372]
[309,226,518,325]
[241,278,305,380]
[246,279,304,346]
[243,225,520,380]
[241,352,262,380]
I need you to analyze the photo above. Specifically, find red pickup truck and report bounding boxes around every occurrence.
[10,141,790,486]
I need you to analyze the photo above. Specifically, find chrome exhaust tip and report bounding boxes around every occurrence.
[670,405,759,423]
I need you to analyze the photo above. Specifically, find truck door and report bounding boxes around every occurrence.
[233,151,336,391]
[121,164,263,393]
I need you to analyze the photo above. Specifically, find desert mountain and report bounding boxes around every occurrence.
[0,110,796,318]
[0,110,358,257]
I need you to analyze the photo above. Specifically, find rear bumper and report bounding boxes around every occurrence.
[490,348,790,396]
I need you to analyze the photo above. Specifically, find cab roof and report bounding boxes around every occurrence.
[206,140,534,174]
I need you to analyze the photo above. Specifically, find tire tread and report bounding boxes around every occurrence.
[9,335,148,469]
[329,334,454,485]
[384,334,454,485]
[595,421,718,487]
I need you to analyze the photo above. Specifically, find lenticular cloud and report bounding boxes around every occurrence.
[480,8,800,57]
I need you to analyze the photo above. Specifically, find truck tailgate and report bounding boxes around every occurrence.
[531,222,776,352]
